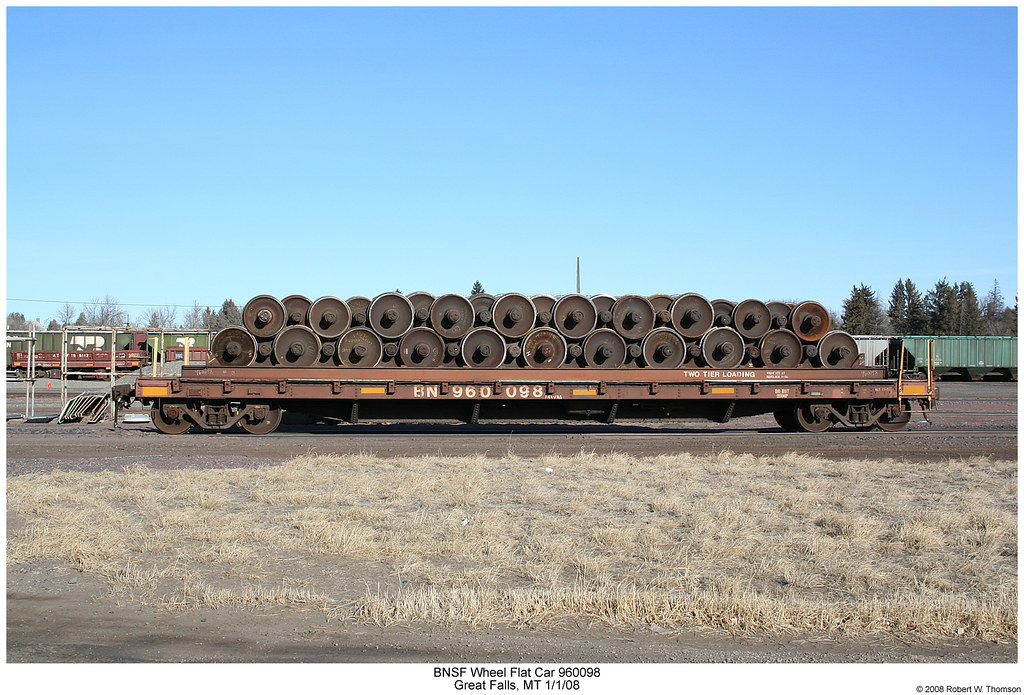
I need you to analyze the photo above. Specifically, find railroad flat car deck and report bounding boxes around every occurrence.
[132,364,935,434]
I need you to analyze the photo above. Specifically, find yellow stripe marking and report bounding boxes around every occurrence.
[711,387,735,394]
[901,384,927,395]
[572,389,598,396]
[361,387,387,394]
[140,385,170,396]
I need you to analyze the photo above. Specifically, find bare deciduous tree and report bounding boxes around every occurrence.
[56,303,77,327]
[83,295,129,326]
[181,301,207,329]
[142,306,178,329]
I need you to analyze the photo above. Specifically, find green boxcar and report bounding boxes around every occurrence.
[8,329,147,352]
[147,331,211,350]
[895,336,1017,380]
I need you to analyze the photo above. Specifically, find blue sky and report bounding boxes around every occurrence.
[5,6,1018,325]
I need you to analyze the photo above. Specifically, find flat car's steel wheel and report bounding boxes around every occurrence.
[338,328,383,367]
[877,404,911,432]
[670,293,714,339]
[282,295,312,326]
[492,293,537,339]
[790,301,831,342]
[732,299,772,341]
[553,294,598,340]
[469,293,495,326]
[369,292,415,339]
[407,292,436,326]
[531,294,556,327]
[346,296,371,327]
[611,295,655,340]
[766,301,791,330]
[254,340,274,365]
[461,327,506,368]
[240,404,283,435]
[699,327,745,369]
[711,300,735,327]
[590,294,615,327]
[582,328,627,368]
[816,330,859,368]
[211,327,257,367]
[648,294,675,326]
[399,327,445,367]
[757,329,803,368]
[308,296,352,339]
[243,295,287,339]
[641,328,686,369]
[794,405,834,433]
[521,328,567,368]
[431,294,476,339]
[151,403,192,434]
[272,325,321,366]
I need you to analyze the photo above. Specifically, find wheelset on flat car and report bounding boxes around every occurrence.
[150,400,284,434]
[151,402,194,434]
[876,401,912,432]
[774,400,913,433]
[239,403,284,434]
[773,403,840,433]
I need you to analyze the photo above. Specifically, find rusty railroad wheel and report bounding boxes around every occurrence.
[151,402,192,434]
[876,404,911,432]
[793,404,834,432]
[240,404,283,435]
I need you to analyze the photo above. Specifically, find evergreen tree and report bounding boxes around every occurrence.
[6,312,28,330]
[471,281,485,295]
[1003,296,1018,336]
[203,300,242,331]
[220,299,242,327]
[888,279,908,334]
[74,312,88,326]
[840,284,887,333]
[954,282,984,335]
[904,280,930,334]
[46,319,60,331]
[982,280,1007,335]
[926,279,960,335]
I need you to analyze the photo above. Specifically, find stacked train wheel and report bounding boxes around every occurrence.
[223,292,852,373]
[179,291,884,434]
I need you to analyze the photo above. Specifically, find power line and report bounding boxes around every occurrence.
[7,297,225,309]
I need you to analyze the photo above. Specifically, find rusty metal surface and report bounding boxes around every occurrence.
[136,364,911,403]
[243,295,287,338]
[210,328,257,367]
[282,295,312,326]
[170,294,937,433]
[11,349,149,372]
[308,296,351,339]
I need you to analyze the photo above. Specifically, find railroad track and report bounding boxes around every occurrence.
[182,424,1016,439]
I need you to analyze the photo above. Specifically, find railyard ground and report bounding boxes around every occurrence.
[5,379,1018,689]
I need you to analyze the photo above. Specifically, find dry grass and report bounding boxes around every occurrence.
[7,450,1017,640]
